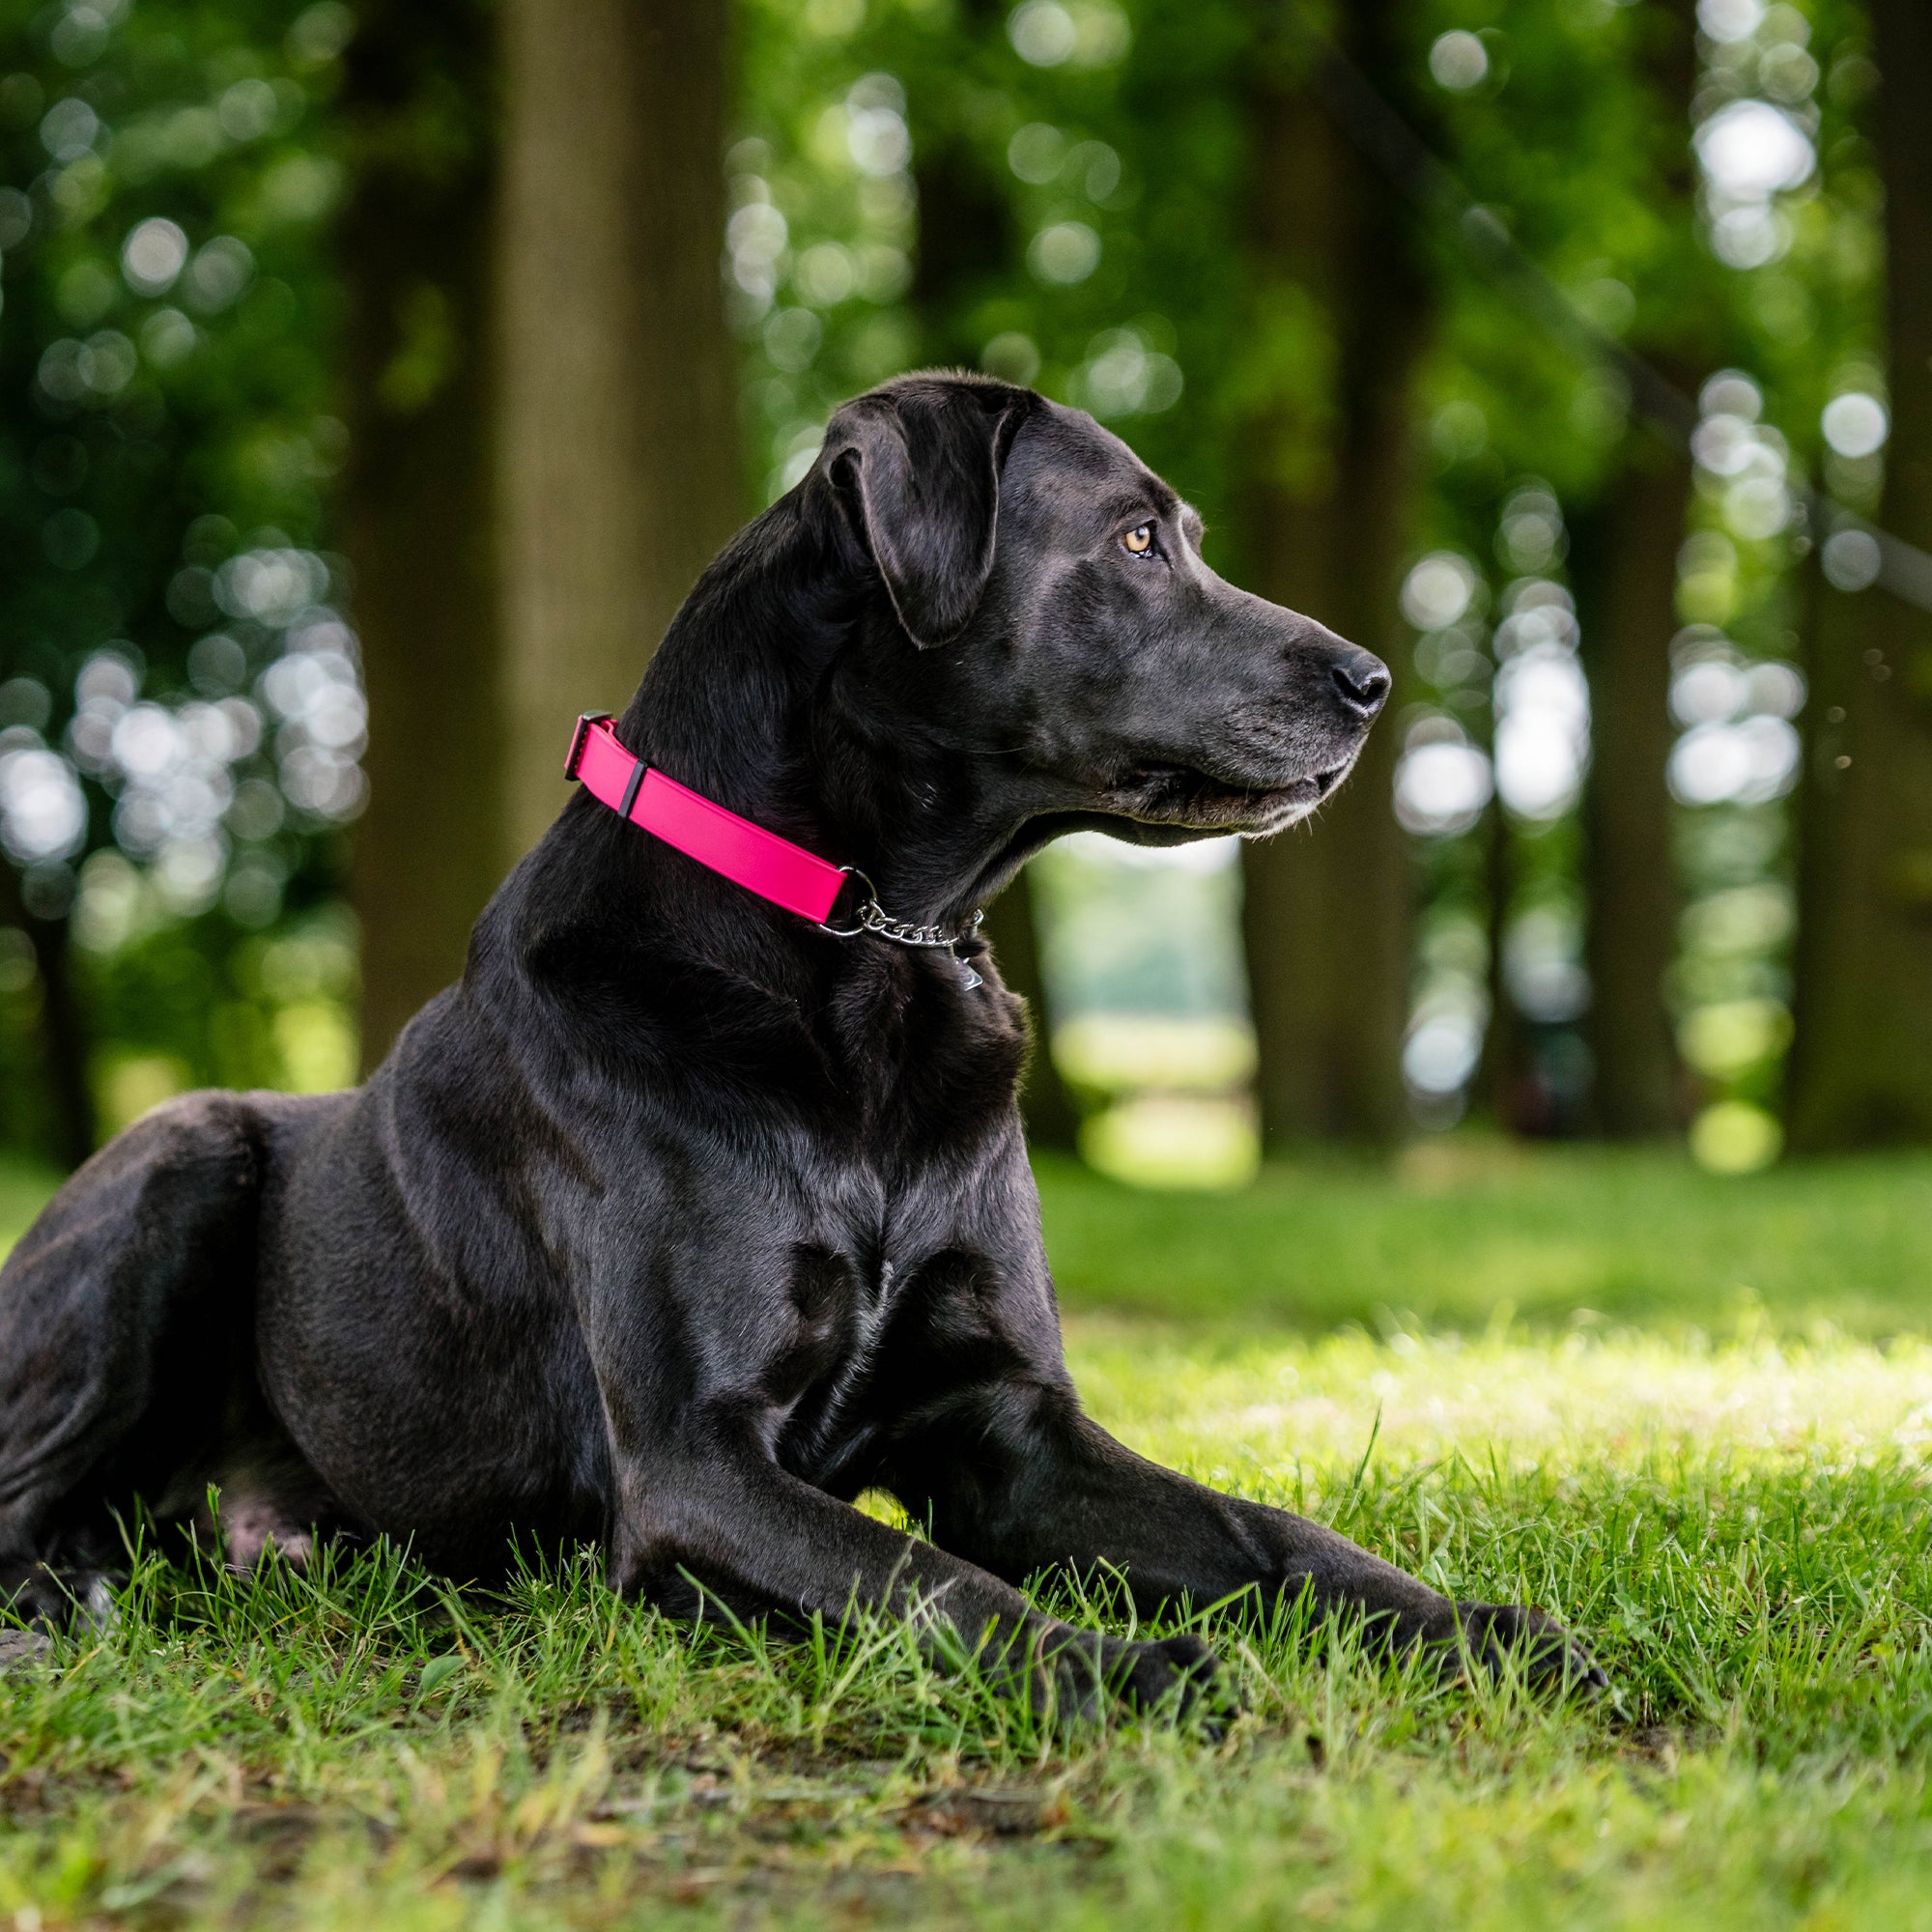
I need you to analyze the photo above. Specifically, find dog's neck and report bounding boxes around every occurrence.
[610,495,1035,934]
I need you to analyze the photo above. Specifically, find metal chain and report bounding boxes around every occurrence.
[816,866,983,955]
[854,898,984,951]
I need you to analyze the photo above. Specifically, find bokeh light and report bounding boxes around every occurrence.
[1428,31,1489,92]
[1395,721,1492,838]
[1821,391,1888,459]
[1492,581,1589,821]
[1401,552,1479,631]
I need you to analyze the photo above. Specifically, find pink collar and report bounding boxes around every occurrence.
[565,714,982,965]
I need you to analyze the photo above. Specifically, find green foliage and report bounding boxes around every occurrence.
[729,0,1233,512]
[724,0,1897,1150]
[0,0,359,1157]
[0,5,337,648]
[0,0,1892,1162]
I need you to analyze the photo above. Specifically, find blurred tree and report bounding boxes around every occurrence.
[902,0,1012,373]
[338,0,502,1069]
[1569,442,1690,1137]
[0,0,358,1164]
[903,0,1078,1150]
[1404,0,1827,1149]
[1234,2,1431,1148]
[1406,0,1657,1144]
[1789,0,1932,1148]
[1565,0,1705,1140]
[1472,793,1520,1127]
[980,874,1082,1148]
[497,0,744,857]
[0,861,89,1164]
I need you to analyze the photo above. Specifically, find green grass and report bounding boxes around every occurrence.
[6,1142,1932,1927]
[1037,1140,1932,1336]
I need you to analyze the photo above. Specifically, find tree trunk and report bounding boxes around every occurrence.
[907,12,1079,1148]
[1474,803,1524,1129]
[339,0,504,1071]
[980,873,1081,1150]
[905,0,1011,369]
[1570,441,1690,1136]
[1788,0,1932,1149]
[1235,7,1429,1149]
[0,867,92,1165]
[1569,0,1698,1140]
[497,0,744,861]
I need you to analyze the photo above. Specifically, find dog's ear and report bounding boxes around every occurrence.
[821,383,1028,648]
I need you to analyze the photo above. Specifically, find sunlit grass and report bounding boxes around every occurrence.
[1079,1093,1259,1189]
[1051,1013,1255,1094]
[1052,1014,1260,1189]
[1070,1317,1932,1478]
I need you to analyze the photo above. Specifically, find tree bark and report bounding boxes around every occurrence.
[1570,441,1691,1136]
[1788,0,1932,1149]
[1234,7,1429,1149]
[497,0,745,861]
[907,10,1079,1148]
[1473,802,1523,1129]
[0,867,92,1165]
[980,873,1081,1150]
[1569,0,1699,1140]
[339,0,505,1071]
[905,0,1012,369]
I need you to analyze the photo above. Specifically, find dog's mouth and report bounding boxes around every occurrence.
[1107,759,1354,833]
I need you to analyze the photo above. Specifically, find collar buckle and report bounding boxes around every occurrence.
[564,712,612,782]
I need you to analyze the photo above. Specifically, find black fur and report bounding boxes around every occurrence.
[0,376,1600,1708]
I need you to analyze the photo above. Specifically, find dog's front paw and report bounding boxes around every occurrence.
[1435,1601,1605,1694]
[1115,1631,1228,1720]
[1034,1629,1229,1727]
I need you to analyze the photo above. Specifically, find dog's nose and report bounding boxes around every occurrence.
[1330,650,1391,721]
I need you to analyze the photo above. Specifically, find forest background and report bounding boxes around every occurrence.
[0,0,1924,1192]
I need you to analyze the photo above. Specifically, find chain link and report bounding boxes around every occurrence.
[818,867,982,952]
[854,898,984,950]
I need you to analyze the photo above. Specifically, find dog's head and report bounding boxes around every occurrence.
[807,370,1387,850]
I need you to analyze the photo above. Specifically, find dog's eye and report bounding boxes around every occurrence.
[1122,524,1154,556]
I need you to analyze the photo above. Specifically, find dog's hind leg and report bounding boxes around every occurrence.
[188,1440,351,1575]
[0,1093,270,1626]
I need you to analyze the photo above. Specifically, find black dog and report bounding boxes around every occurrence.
[0,374,1599,1709]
